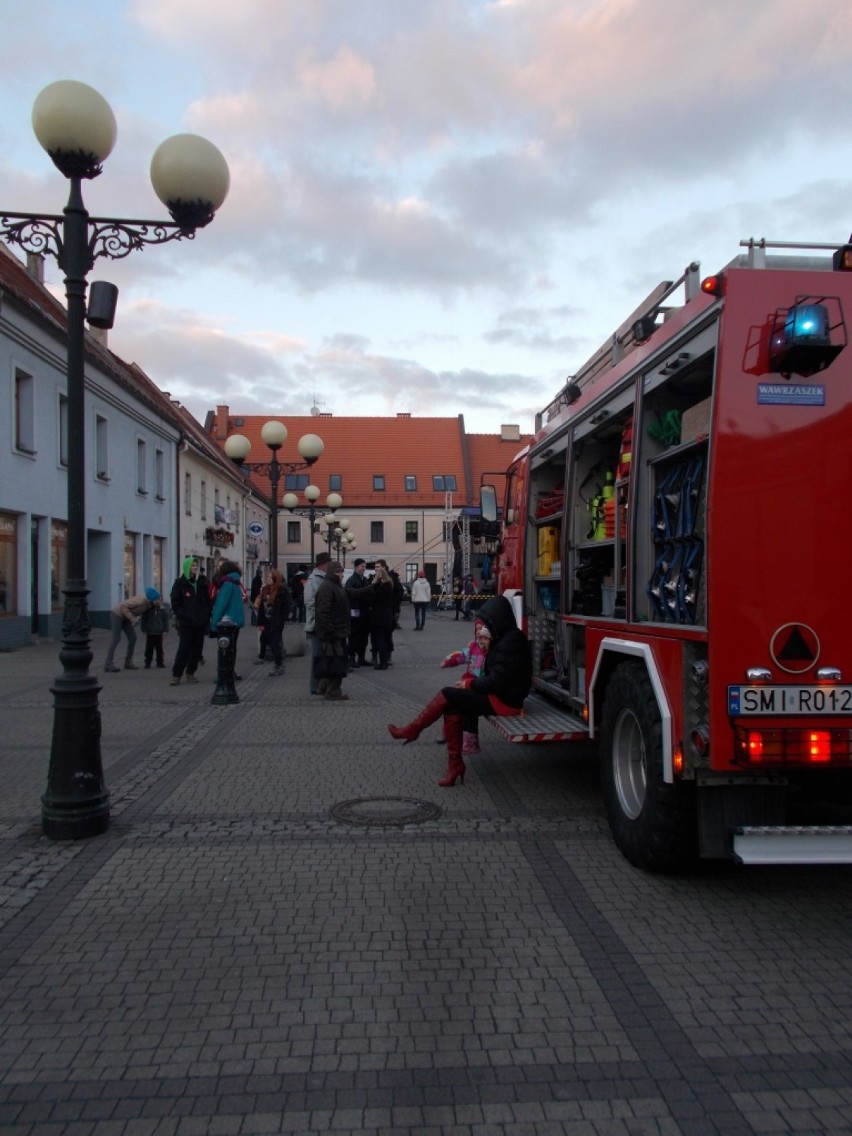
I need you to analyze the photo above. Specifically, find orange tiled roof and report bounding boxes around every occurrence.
[207,409,529,508]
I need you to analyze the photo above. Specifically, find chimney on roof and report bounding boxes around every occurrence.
[214,404,230,438]
[500,424,521,441]
[26,253,45,283]
[396,412,412,418]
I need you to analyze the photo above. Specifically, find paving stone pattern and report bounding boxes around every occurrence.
[0,616,851,1135]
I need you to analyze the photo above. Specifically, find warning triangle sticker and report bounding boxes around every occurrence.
[777,626,816,662]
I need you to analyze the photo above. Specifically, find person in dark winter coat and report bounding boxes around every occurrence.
[345,558,371,666]
[367,564,394,669]
[388,594,531,787]
[170,557,212,685]
[314,561,352,700]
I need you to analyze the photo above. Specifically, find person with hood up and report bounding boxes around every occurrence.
[387,594,531,787]
[104,589,159,672]
[169,558,212,686]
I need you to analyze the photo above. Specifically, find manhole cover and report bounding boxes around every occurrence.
[330,797,442,828]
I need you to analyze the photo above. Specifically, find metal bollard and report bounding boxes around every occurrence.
[211,615,240,705]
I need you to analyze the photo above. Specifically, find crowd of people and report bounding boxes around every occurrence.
[102,553,530,786]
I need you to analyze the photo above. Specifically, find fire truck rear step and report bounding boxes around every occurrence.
[486,694,588,743]
[732,826,852,865]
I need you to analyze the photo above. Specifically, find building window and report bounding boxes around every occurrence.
[406,563,419,586]
[58,393,68,468]
[50,521,67,612]
[287,520,301,543]
[405,475,417,491]
[405,521,418,543]
[285,472,310,492]
[432,474,458,492]
[200,480,207,520]
[184,472,192,515]
[329,473,342,492]
[14,369,35,454]
[155,449,164,500]
[0,511,17,616]
[136,438,147,494]
[373,475,385,492]
[370,520,384,543]
[95,414,109,479]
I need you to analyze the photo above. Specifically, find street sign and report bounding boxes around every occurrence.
[247,522,265,537]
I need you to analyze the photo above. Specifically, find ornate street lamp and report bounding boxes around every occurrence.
[328,517,352,562]
[0,80,229,840]
[224,424,323,568]
[282,488,342,565]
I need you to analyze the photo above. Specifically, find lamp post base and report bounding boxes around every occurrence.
[42,673,110,840]
[41,581,110,840]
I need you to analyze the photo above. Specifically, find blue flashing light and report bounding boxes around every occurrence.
[785,303,830,345]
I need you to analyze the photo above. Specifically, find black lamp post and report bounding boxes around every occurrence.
[223,424,323,569]
[282,488,342,565]
[0,80,229,840]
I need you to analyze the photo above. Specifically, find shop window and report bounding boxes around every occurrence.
[0,512,17,616]
[50,521,67,612]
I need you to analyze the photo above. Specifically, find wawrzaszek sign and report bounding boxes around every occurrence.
[247,522,265,537]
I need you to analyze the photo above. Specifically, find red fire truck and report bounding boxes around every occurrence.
[483,238,852,870]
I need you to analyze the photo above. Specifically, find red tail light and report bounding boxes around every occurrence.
[735,727,850,767]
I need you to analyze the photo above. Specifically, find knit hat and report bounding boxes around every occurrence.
[145,588,161,602]
[315,552,331,566]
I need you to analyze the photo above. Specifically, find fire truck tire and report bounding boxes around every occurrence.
[599,661,696,872]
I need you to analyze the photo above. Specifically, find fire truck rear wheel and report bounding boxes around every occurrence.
[600,661,696,872]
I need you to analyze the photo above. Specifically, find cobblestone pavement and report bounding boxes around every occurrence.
[1,613,851,1135]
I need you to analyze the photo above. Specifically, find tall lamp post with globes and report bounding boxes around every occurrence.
[0,80,229,840]
[282,488,342,566]
[223,424,323,569]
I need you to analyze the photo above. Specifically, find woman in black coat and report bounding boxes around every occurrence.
[388,594,531,786]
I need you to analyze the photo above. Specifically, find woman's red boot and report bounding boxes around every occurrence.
[388,692,450,744]
[438,715,466,787]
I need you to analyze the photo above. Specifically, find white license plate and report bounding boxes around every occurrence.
[728,685,852,716]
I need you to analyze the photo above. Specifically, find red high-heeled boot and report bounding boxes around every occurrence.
[438,715,466,787]
[388,691,450,744]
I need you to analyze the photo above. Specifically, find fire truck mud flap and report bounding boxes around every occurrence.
[732,825,852,865]
[486,693,588,743]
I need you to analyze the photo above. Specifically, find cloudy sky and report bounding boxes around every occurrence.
[2,0,851,436]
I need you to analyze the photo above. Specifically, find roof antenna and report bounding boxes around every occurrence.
[310,392,325,416]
